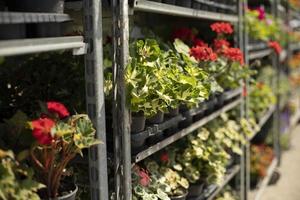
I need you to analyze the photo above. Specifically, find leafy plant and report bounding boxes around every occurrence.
[28,102,99,198]
[0,149,44,200]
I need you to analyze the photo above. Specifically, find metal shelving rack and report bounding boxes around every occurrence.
[244,0,283,199]
[112,1,246,200]
[0,1,109,199]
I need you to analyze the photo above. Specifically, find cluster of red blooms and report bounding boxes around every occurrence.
[193,38,208,47]
[30,101,70,145]
[190,46,218,62]
[213,39,230,52]
[172,27,195,43]
[210,22,234,35]
[222,47,245,65]
[268,41,282,55]
[160,152,169,163]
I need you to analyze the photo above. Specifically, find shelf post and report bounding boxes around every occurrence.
[83,0,109,199]
[112,0,132,199]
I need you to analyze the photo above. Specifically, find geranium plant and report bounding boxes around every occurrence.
[28,101,100,198]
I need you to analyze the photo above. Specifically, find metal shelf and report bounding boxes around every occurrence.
[248,105,276,141]
[133,97,242,163]
[291,43,300,51]
[132,0,238,22]
[194,0,236,12]
[0,12,71,24]
[190,165,241,200]
[248,49,272,60]
[247,42,268,51]
[251,158,278,200]
[0,36,86,56]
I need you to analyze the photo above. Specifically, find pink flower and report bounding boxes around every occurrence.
[138,169,150,187]
[256,6,266,20]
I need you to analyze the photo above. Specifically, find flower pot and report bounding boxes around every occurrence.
[192,1,201,9]
[187,182,205,197]
[131,112,146,133]
[163,0,176,4]
[44,184,78,200]
[170,191,188,200]
[205,100,215,115]
[179,115,193,128]
[193,109,205,122]
[216,93,225,108]
[6,0,65,13]
[164,124,179,137]
[166,107,180,118]
[147,111,164,124]
[131,132,148,152]
[147,131,165,144]
[176,0,192,7]
[0,24,26,40]
[152,0,162,2]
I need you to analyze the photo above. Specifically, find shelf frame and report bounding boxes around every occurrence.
[0,36,86,57]
[133,97,242,163]
[132,0,238,22]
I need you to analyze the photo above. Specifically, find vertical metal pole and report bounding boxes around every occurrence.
[83,0,109,199]
[112,0,131,199]
[237,0,246,199]
[242,0,250,199]
[272,0,281,165]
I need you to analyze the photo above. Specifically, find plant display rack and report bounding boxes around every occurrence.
[0,0,298,200]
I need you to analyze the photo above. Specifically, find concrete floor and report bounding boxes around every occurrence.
[260,125,300,200]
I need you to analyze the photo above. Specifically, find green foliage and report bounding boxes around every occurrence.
[246,9,284,44]
[249,83,276,120]
[0,149,44,200]
[126,39,210,117]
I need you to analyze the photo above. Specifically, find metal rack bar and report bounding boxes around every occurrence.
[206,165,241,200]
[290,43,300,51]
[112,0,132,199]
[133,97,242,163]
[248,49,272,60]
[83,0,109,199]
[252,158,278,200]
[194,0,237,11]
[0,12,71,24]
[132,0,238,22]
[0,36,86,56]
[248,105,276,141]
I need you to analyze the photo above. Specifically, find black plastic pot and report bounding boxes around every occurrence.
[147,131,165,144]
[166,107,180,118]
[205,100,215,115]
[216,93,225,108]
[163,0,176,4]
[0,24,26,40]
[147,111,164,124]
[6,0,64,13]
[46,184,78,200]
[187,182,205,197]
[193,109,205,122]
[179,104,189,113]
[192,1,201,9]
[176,0,192,7]
[179,115,193,129]
[152,0,162,2]
[131,132,148,152]
[131,113,146,133]
[164,124,179,137]
[170,191,188,200]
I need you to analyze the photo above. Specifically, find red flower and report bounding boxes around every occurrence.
[210,22,234,35]
[172,27,195,43]
[222,47,244,65]
[268,41,282,55]
[30,118,55,145]
[190,46,218,61]
[47,101,70,119]
[256,6,266,21]
[138,169,150,186]
[213,39,230,51]
[193,38,208,47]
[160,152,169,163]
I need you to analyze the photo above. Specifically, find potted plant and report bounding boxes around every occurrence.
[144,160,189,200]
[0,149,44,200]
[132,165,170,200]
[28,101,100,199]
[5,0,65,13]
